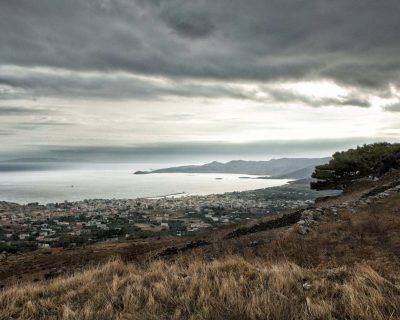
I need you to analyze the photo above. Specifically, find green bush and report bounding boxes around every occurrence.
[311,143,400,190]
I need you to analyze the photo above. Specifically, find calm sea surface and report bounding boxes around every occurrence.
[0,163,290,204]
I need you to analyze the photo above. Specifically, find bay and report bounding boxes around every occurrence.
[0,162,290,204]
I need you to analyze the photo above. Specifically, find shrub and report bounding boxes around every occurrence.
[311,143,400,190]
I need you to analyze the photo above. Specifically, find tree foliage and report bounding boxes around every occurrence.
[311,143,400,190]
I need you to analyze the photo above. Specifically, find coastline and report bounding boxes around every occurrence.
[146,192,188,199]
[0,170,290,205]
[0,179,318,207]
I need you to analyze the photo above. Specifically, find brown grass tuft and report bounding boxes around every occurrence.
[1,256,400,320]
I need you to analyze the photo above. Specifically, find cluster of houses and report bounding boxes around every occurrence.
[0,186,314,252]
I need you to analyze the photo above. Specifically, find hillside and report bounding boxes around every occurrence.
[1,169,400,319]
[134,157,330,178]
[270,165,317,179]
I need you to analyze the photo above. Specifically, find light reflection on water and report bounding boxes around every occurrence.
[0,163,290,204]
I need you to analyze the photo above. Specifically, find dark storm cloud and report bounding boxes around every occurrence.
[0,69,259,101]
[0,106,51,116]
[338,99,371,108]
[0,130,11,136]
[1,0,400,98]
[267,89,371,108]
[0,68,374,107]
[5,137,389,163]
[384,103,400,112]
[16,121,74,128]
[161,5,215,38]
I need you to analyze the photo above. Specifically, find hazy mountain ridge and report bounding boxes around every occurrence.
[270,165,318,179]
[135,157,331,178]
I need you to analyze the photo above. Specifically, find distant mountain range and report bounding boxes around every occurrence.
[134,157,330,179]
[0,158,71,172]
[271,165,321,179]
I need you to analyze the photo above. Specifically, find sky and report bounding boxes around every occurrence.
[1,0,400,163]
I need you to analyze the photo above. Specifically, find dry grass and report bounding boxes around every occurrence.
[1,256,400,320]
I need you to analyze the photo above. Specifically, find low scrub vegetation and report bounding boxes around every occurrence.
[1,256,400,320]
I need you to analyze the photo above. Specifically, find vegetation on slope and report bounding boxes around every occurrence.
[1,257,400,320]
[311,142,400,190]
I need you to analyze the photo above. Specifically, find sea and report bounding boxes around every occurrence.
[0,162,290,204]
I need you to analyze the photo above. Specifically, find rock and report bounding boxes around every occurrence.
[247,240,265,247]
[339,202,349,208]
[331,207,339,215]
[247,241,259,247]
[297,210,322,233]
[203,254,214,262]
[297,225,309,235]
[302,282,312,290]
[303,209,322,221]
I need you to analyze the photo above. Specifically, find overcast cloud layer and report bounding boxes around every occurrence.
[1,0,400,161]
[1,0,400,88]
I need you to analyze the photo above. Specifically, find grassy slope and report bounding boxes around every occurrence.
[1,172,400,319]
[2,258,399,320]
